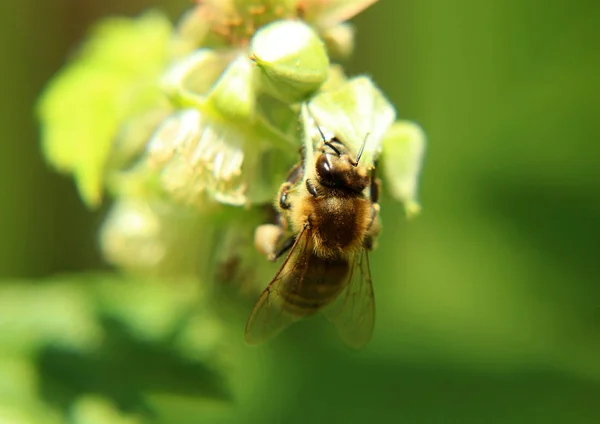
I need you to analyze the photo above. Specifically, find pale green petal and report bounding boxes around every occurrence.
[146,109,247,206]
[145,107,290,207]
[380,120,426,217]
[299,0,378,29]
[321,22,355,60]
[161,48,232,105]
[205,55,256,121]
[308,76,396,167]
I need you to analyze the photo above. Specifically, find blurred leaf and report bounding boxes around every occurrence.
[0,282,102,353]
[94,276,204,342]
[37,11,172,207]
[0,273,243,421]
[38,319,230,417]
[321,22,355,60]
[70,395,142,424]
[0,402,62,424]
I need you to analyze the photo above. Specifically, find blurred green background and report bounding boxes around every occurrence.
[1,0,599,423]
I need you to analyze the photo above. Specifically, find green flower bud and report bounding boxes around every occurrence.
[380,121,426,217]
[319,64,348,92]
[321,22,355,60]
[308,76,396,167]
[251,20,329,103]
[161,49,233,107]
[205,55,256,121]
[99,199,168,272]
[99,198,214,276]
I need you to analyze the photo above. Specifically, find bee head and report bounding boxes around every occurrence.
[315,137,369,193]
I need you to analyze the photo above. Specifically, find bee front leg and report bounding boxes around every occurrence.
[306,179,319,198]
[369,164,381,204]
[271,234,296,260]
[279,159,305,209]
[364,205,381,251]
[365,165,382,251]
[256,158,305,260]
[278,182,293,210]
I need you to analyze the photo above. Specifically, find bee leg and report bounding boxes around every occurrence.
[271,235,296,261]
[369,164,381,204]
[278,159,305,210]
[366,203,380,231]
[365,163,382,251]
[364,206,381,251]
[278,182,293,210]
[306,179,319,198]
[257,153,306,259]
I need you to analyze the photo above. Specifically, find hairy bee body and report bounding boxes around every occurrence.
[247,111,380,349]
[290,190,372,259]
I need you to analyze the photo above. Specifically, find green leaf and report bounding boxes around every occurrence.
[0,401,62,424]
[37,11,172,207]
[70,396,142,424]
[380,120,426,217]
[308,76,396,168]
[251,20,329,103]
[0,282,102,353]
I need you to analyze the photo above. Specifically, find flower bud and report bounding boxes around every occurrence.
[205,55,256,121]
[161,49,232,105]
[321,22,355,60]
[308,76,396,168]
[251,20,329,103]
[380,121,426,217]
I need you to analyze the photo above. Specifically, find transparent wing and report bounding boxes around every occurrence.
[245,225,313,345]
[323,248,375,349]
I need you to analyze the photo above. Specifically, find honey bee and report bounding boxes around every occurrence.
[246,107,381,349]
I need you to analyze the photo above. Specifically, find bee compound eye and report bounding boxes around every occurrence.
[316,154,333,181]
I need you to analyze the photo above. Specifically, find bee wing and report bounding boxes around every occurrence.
[245,225,313,345]
[323,248,375,349]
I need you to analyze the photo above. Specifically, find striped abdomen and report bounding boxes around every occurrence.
[280,254,350,317]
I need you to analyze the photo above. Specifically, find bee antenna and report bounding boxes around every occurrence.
[350,132,369,167]
[306,104,328,143]
[324,141,341,156]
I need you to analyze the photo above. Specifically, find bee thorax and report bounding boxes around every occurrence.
[310,196,370,257]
